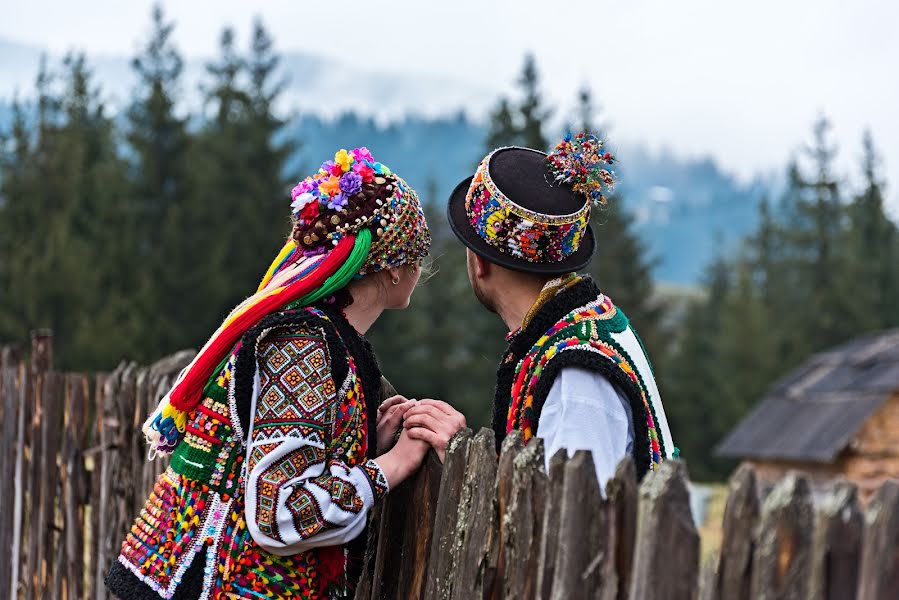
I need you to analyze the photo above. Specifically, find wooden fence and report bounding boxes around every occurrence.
[1,332,898,599]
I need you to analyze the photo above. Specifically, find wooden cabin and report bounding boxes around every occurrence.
[716,328,899,501]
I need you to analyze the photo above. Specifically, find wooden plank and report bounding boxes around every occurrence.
[38,372,65,598]
[0,369,17,597]
[750,472,813,600]
[370,450,443,600]
[629,460,699,600]
[697,554,719,600]
[491,431,524,599]
[502,438,547,600]
[95,366,123,600]
[424,427,473,600]
[61,374,89,600]
[606,458,638,600]
[24,370,45,599]
[536,449,568,600]
[452,427,499,600]
[30,329,53,374]
[857,479,899,600]
[716,464,758,600]
[353,499,383,600]
[10,366,29,599]
[808,480,863,600]
[88,372,107,600]
[550,450,609,600]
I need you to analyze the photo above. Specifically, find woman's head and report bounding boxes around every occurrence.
[289,147,430,310]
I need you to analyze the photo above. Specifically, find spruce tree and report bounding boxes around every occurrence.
[127,3,192,357]
[517,54,550,150]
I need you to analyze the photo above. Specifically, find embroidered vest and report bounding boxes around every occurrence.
[494,278,675,479]
[107,306,381,600]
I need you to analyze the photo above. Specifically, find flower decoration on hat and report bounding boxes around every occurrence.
[289,147,430,274]
[546,132,616,206]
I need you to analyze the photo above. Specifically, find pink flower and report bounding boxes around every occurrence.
[353,161,375,183]
[352,147,374,163]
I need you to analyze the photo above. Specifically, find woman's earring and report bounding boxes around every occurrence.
[392,276,400,285]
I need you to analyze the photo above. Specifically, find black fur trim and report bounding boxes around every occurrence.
[105,544,207,600]
[492,277,604,451]
[530,349,651,480]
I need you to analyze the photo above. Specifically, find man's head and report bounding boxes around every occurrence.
[465,248,556,315]
[447,134,616,313]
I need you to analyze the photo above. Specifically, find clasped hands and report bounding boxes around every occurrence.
[376,395,466,463]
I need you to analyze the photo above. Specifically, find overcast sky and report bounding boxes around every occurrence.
[3,0,898,212]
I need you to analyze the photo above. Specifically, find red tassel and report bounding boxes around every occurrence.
[317,544,345,589]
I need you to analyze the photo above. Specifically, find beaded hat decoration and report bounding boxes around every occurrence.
[290,147,430,275]
[463,133,616,265]
[545,132,616,206]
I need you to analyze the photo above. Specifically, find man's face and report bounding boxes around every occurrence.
[466,249,497,314]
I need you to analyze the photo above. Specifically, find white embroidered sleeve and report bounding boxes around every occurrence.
[243,327,389,556]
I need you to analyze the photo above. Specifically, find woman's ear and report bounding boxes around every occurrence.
[387,267,402,285]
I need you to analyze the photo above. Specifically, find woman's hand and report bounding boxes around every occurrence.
[377,395,417,453]
[402,399,467,463]
[374,428,430,489]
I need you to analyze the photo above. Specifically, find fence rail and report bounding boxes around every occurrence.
[1,333,898,599]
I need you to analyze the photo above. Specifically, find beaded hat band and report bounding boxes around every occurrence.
[464,148,592,264]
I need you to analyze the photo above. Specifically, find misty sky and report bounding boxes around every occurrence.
[3,0,898,212]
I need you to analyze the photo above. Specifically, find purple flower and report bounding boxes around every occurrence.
[328,193,349,210]
[338,171,363,196]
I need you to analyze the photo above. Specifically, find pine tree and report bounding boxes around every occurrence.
[662,256,733,480]
[846,131,899,329]
[485,97,519,149]
[484,54,553,152]
[517,54,550,150]
[127,4,192,357]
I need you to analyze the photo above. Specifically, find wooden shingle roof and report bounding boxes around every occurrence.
[716,328,899,463]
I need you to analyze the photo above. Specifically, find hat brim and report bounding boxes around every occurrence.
[446,176,596,276]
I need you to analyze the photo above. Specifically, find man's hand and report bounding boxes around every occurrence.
[402,399,467,463]
[377,395,417,453]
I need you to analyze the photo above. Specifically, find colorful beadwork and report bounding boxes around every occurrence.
[508,294,667,470]
[464,148,591,264]
[111,307,385,599]
[546,132,616,206]
[290,148,431,274]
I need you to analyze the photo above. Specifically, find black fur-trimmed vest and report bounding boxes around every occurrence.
[492,277,674,480]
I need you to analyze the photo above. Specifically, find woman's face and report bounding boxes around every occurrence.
[386,261,422,310]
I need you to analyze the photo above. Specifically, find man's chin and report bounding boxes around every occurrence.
[472,286,498,314]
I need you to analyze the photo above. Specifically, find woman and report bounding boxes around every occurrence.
[107,147,449,599]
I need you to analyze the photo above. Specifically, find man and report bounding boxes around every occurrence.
[407,134,675,487]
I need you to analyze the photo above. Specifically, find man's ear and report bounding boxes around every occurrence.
[473,253,491,279]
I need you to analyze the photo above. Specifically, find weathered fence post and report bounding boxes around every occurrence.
[750,472,813,600]
[715,464,758,600]
[857,480,899,600]
[605,458,638,600]
[30,329,53,374]
[536,449,568,600]
[629,460,699,600]
[369,449,443,600]
[451,427,499,600]
[61,373,90,600]
[550,450,609,600]
[808,480,863,600]
[502,438,548,600]
[423,427,473,600]
[0,364,20,598]
[492,431,525,599]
